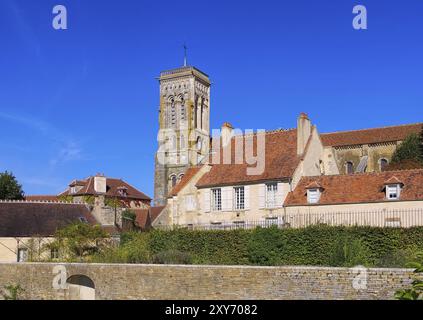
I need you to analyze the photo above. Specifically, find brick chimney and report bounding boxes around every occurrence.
[297,113,312,156]
[221,122,234,147]
[94,173,107,194]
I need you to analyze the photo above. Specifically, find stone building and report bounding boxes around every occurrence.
[154,66,211,206]
[320,123,422,175]
[27,174,152,228]
[0,201,97,263]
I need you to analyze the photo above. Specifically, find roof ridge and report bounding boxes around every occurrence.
[321,122,423,136]
[304,168,423,180]
[0,200,85,205]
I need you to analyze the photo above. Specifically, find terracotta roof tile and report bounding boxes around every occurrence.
[25,195,60,202]
[169,167,202,197]
[321,123,422,147]
[60,177,151,201]
[196,129,301,188]
[285,169,423,206]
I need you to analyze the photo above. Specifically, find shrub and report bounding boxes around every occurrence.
[152,250,193,265]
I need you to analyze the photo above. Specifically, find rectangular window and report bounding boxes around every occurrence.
[212,188,222,211]
[307,189,320,204]
[387,185,400,200]
[51,248,59,260]
[17,248,28,263]
[266,183,278,208]
[234,187,245,210]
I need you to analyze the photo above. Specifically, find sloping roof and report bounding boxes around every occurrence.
[25,195,60,202]
[285,169,423,206]
[134,206,165,229]
[0,202,96,237]
[60,176,151,201]
[196,129,301,188]
[169,167,202,197]
[321,123,422,147]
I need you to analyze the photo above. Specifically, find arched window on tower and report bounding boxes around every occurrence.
[170,175,177,188]
[380,158,389,171]
[345,161,354,175]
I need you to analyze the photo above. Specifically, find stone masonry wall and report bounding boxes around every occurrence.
[0,263,419,300]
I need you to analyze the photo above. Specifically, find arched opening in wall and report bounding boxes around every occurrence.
[170,175,177,188]
[67,275,95,300]
[345,161,354,175]
[380,158,389,171]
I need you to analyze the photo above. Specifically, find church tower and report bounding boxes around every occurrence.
[154,66,211,206]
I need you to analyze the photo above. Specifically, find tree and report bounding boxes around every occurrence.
[48,222,109,262]
[0,171,25,200]
[392,133,423,169]
[395,252,423,300]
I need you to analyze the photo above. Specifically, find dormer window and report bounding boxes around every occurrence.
[386,184,401,200]
[384,176,403,201]
[306,181,324,204]
[307,189,320,204]
[117,187,128,197]
[70,187,76,194]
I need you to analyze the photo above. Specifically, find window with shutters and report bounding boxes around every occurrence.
[212,188,222,211]
[234,187,245,210]
[307,189,320,204]
[265,183,278,208]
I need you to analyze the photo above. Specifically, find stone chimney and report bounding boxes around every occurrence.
[221,122,234,147]
[94,173,107,194]
[297,113,312,156]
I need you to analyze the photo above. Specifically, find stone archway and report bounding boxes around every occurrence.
[66,275,96,300]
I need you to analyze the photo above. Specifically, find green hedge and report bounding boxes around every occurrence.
[94,226,423,267]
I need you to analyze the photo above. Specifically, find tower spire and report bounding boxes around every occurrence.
[183,43,188,67]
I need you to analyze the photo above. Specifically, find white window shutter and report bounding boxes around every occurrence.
[244,186,250,210]
[203,189,211,212]
[277,183,284,207]
[222,187,232,211]
[259,184,266,209]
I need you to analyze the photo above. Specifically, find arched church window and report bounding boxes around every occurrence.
[345,161,354,175]
[171,175,177,188]
[196,137,202,151]
[380,158,389,171]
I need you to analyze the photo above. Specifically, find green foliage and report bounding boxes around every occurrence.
[83,195,95,205]
[122,210,136,222]
[48,222,109,262]
[105,197,122,208]
[395,252,423,300]
[391,133,423,166]
[0,171,24,200]
[58,195,74,203]
[152,250,193,265]
[2,284,25,300]
[92,226,423,268]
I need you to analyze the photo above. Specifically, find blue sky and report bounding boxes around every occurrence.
[0,0,422,198]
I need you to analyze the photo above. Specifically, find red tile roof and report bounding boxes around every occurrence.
[196,129,301,188]
[134,206,165,229]
[285,169,423,206]
[60,176,151,201]
[321,123,422,147]
[169,167,202,197]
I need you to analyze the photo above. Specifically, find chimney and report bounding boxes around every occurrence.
[221,122,234,147]
[297,113,312,156]
[94,173,107,194]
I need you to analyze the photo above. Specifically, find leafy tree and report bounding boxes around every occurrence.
[390,133,423,168]
[48,222,109,262]
[0,171,25,200]
[395,252,423,300]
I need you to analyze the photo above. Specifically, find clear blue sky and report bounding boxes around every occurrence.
[0,0,422,198]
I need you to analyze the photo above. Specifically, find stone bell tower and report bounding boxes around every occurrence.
[154,66,211,206]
